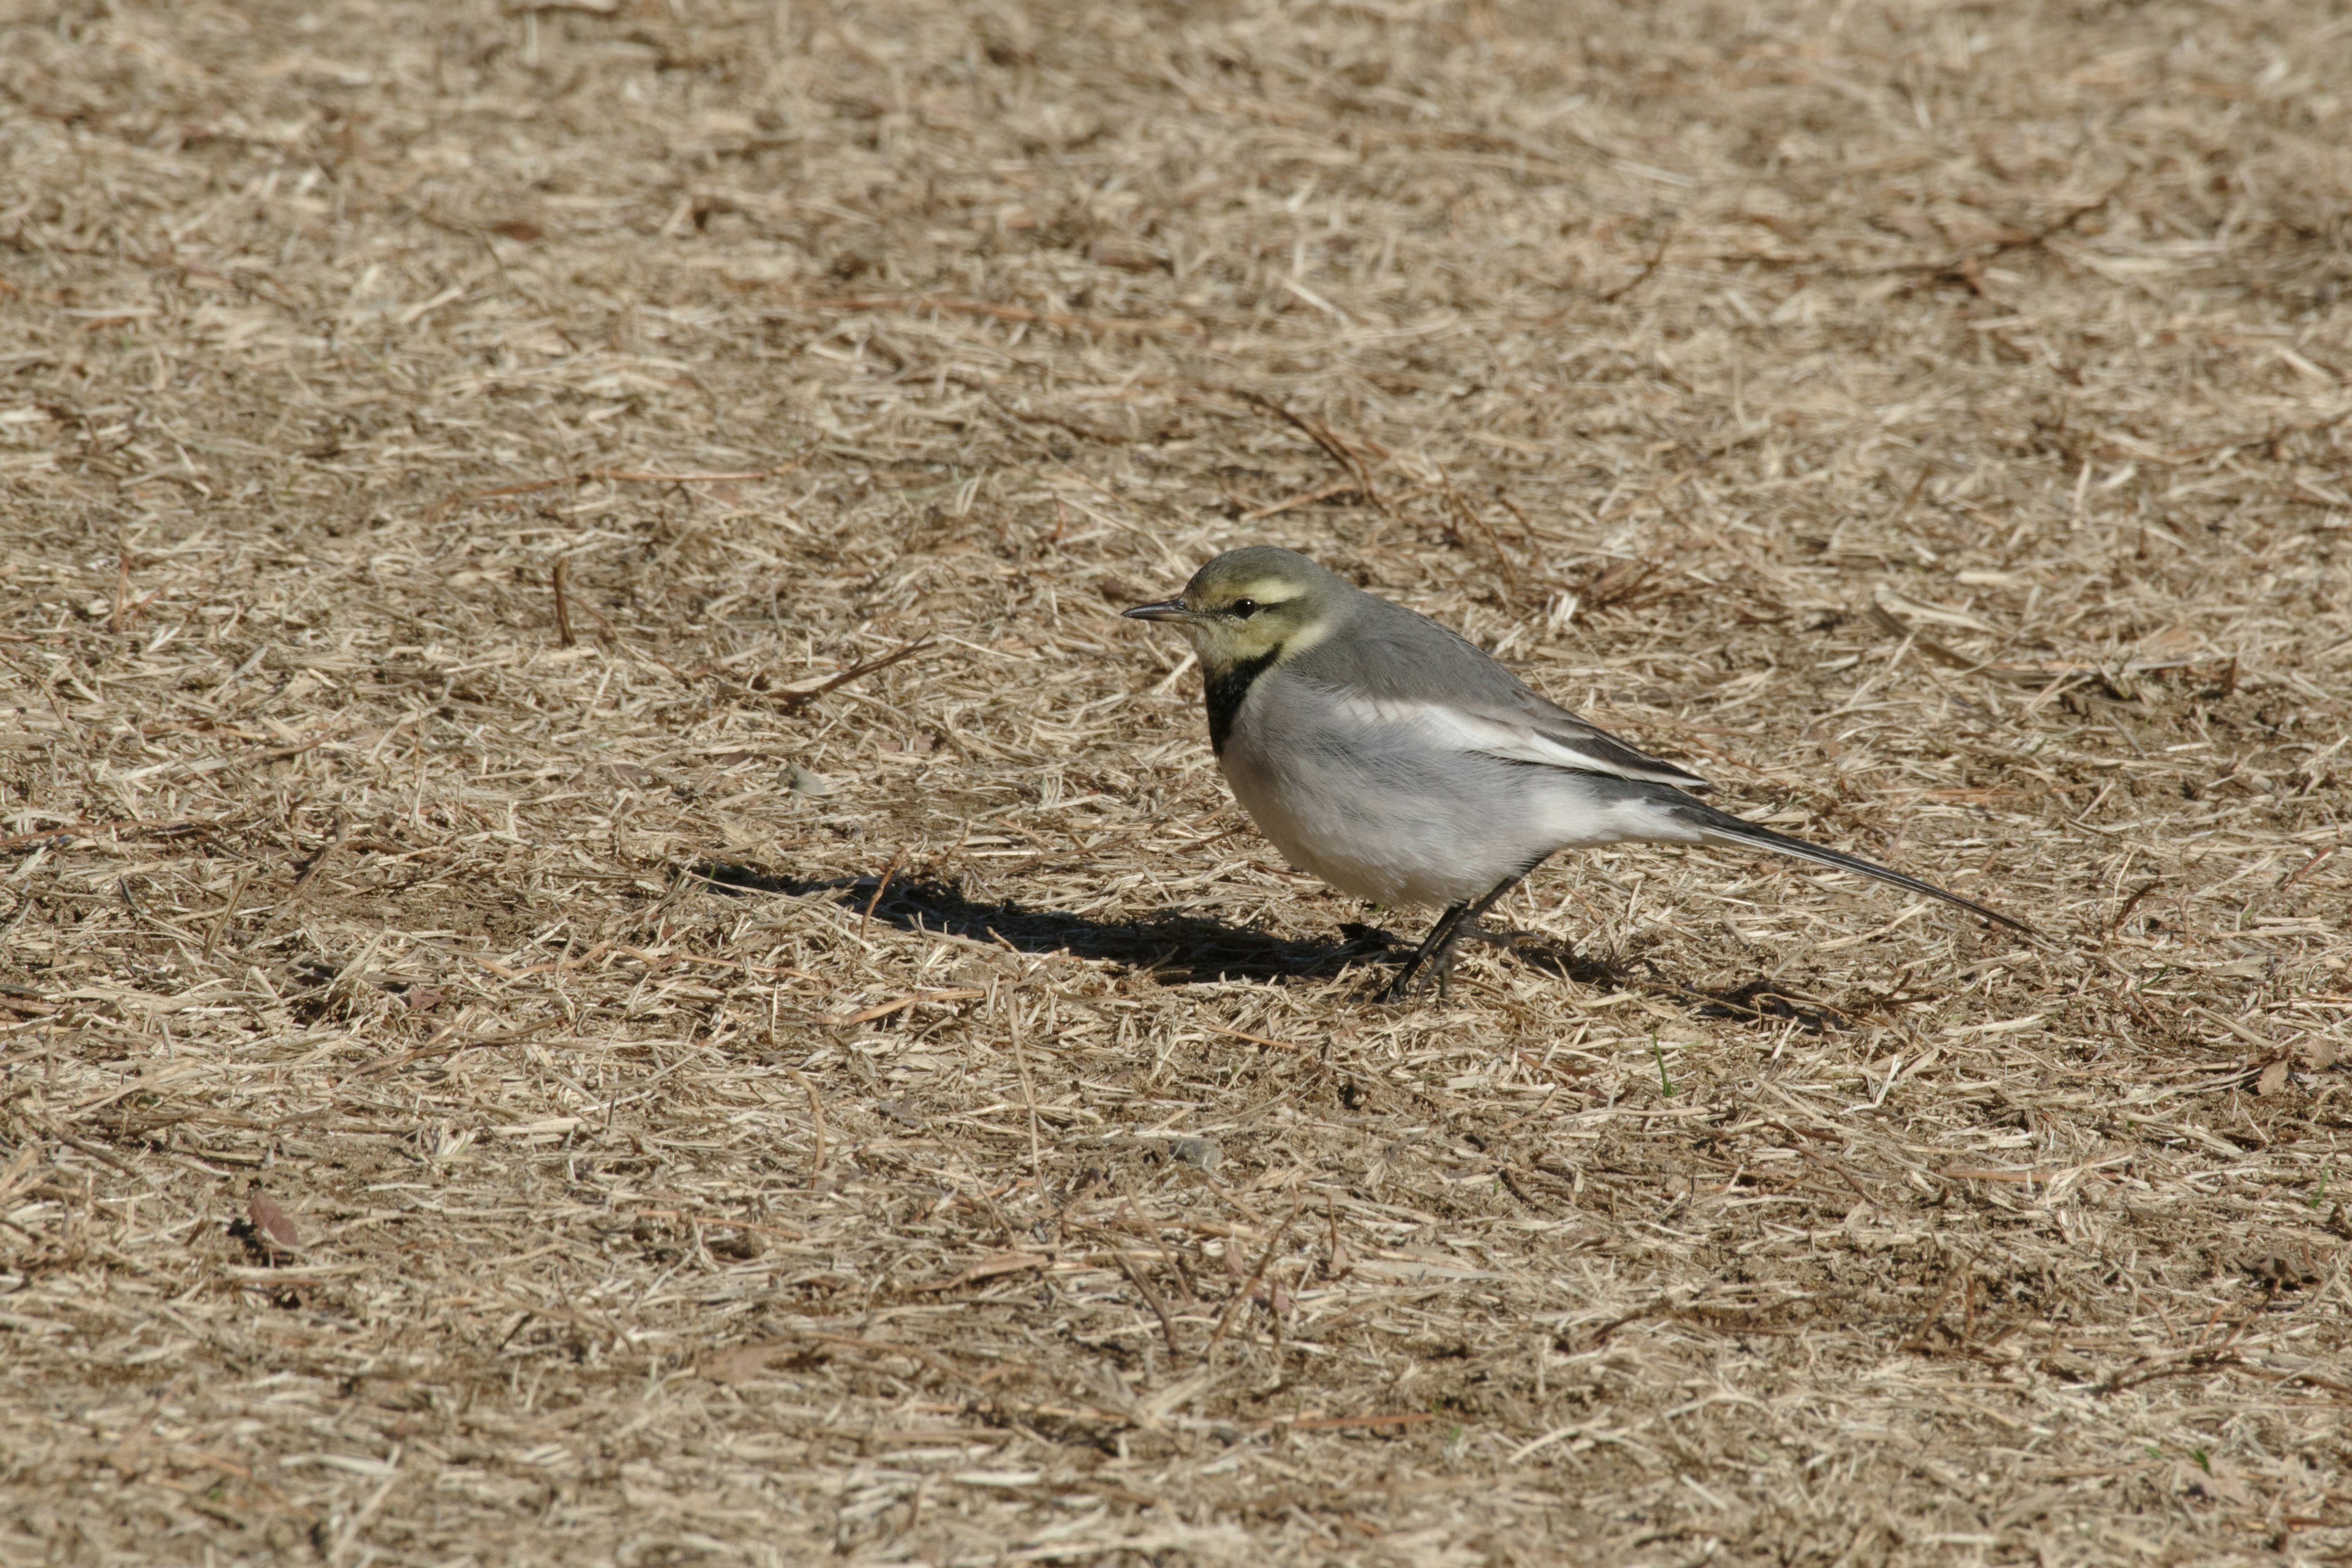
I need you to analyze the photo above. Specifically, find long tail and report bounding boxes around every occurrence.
[1679,804,2037,938]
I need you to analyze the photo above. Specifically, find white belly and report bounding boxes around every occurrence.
[1218,738,1455,905]
[1215,673,1703,910]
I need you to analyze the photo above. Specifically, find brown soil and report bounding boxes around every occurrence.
[1,1,2348,1563]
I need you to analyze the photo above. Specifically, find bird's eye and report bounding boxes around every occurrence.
[1229,598,1259,619]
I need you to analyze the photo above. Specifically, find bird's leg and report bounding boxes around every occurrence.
[1382,866,1541,1003]
[1382,900,1474,1003]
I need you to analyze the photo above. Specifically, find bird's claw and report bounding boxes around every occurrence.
[1380,945,1464,1005]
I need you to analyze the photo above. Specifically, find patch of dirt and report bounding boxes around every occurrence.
[1,1,2348,1563]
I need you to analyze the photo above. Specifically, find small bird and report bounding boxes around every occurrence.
[1126,546,2030,1000]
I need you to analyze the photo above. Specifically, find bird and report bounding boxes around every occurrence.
[1125,546,2032,1001]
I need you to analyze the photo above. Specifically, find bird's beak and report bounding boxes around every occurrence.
[1121,598,1191,623]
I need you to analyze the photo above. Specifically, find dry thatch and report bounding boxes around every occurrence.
[2,0,2349,1562]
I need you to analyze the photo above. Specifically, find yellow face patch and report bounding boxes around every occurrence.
[1143,546,1345,677]
[1179,581,1319,670]
[1185,573,1294,616]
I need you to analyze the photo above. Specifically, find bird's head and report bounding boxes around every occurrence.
[1122,546,1341,674]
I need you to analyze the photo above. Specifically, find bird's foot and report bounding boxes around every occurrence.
[1379,942,1467,1005]
[1430,944,1463,1001]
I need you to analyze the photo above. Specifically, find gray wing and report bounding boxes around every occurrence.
[1289,594,1714,792]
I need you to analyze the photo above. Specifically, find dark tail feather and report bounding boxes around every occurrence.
[1684,805,2038,938]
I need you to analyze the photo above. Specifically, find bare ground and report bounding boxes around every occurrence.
[2,1,2350,1564]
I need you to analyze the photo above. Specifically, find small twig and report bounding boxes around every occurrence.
[117,877,205,948]
[1105,1240,1184,1362]
[58,1134,147,1182]
[1599,224,1674,303]
[350,1017,562,1078]
[1803,1150,1885,1213]
[2187,1003,2279,1056]
[1229,388,1386,510]
[1906,177,2133,288]
[1238,477,1359,522]
[810,292,1196,339]
[108,538,132,633]
[1569,1296,1676,1354]
[1492,486,1571,546]
[551,558,575,648]
[1439,467,1523,603]
[859,850,904,942]
[289,815,346,898]
[2108,878,2163,936]
[1204,1199,1303,1360]
[1850,179,2136,303]
[819,989,986,1028]
[2277,845,2335,895]
[1122,1194,1197,1305]
[772,638,933,712]
[786,1066,825,1178]
[424,463,801,521]
[2095,1348,2247,1398]
[0,894,34,948]
[1010,996,1043,1183]
[1901,1268,1968,1352]
[2132,405,2352,467]
[0,827,80,853]
[1197,1021,1307,1052]
[1255,1411,1434,1434]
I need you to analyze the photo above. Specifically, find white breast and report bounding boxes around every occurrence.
[1213,667,1706,910]
[1213,674,1523,907]
[1218,730,1434,904]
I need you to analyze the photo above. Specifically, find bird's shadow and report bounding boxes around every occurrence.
[690,859,1397,984]
[690,858,1835,1028]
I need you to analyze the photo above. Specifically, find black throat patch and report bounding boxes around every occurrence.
[1203,649,1277,755]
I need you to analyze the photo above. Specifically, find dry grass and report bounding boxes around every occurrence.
[3,0,2350,1562]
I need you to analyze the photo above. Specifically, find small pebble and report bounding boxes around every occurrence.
[1168,1136,1220,1172]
